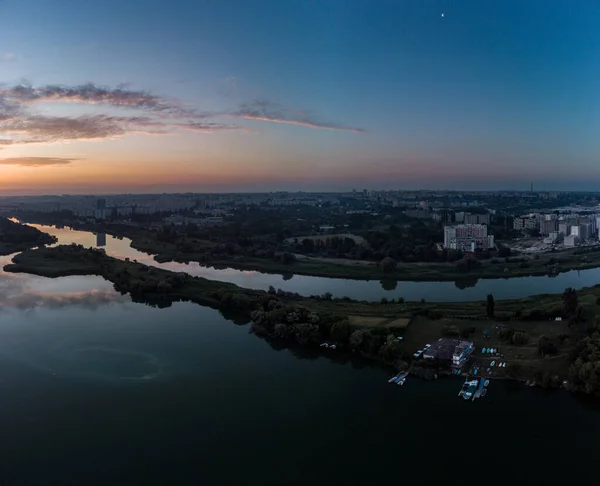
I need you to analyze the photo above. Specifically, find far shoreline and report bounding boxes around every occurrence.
[13,214,600,284]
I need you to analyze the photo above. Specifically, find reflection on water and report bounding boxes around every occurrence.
[0,251,127,311]
[15,223,600,302]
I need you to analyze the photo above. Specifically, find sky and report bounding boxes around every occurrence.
[1,0,600,195]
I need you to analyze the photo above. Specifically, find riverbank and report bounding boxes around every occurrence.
[0,216,57,256]
[6,244,600,389]
[14,214,600,282]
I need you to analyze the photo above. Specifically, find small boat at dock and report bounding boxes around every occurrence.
[389,372,408,384]
[463,379,479,400]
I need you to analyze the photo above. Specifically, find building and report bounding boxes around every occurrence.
[539,219,558,236]
[405,209,430,219]
[580,222,595,241]
[513,217,537,230]
[464,213,490,225]
[423,338,474,368]
[543,232,561,244]
[558,222,569,236]
[564,235,580,247]
[96,232,106,247]
[443,224,494,252]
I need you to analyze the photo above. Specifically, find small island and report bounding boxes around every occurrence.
[0,216,58,256]
[6,244,600,396]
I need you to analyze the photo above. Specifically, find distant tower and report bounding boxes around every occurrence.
[530,182,533,193]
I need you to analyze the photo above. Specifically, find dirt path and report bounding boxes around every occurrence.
[293,254,376,266]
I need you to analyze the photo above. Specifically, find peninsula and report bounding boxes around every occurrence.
[0,216,58,256]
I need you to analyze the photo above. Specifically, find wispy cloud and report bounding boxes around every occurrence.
[0,82,247,147]
[233,99,366,133]
[0,82,363,150]
[0,157,82,167]
[1,53,17,62]
[1,82,198,117]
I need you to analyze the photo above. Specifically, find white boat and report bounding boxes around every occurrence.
[463,379,479,400]
[424,344,431,348]
[320,343,329,348]
[330,344,337,350]
[490,361,495,367]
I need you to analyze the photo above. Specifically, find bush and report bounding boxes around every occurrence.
[512,331,530,345]
[497,327,515,342]
[379,257,397,273]
[538,335,558,356]
[442,325,460,338]
[330,320,350,343]
[506,362,523,378]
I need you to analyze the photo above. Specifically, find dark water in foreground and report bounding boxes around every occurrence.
[0,285,599,484]
[1,224,599,483]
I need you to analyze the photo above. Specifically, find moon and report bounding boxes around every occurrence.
[441,13,445,17]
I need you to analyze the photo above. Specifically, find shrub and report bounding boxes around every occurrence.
[442,325,460,338]
[511,331,530,345]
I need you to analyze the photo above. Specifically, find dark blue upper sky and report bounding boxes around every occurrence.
[1,0,600,193]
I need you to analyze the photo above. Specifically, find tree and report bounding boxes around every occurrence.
[330,320,350,343]
[380,279,398,291]
[538,335,558,357]
[506,362,523,379]
[300,238,315,253]
[281,252,296,265]
[486,294,495,318]
[379,257,397,273]
[511,331,530,345]
[563,287,578,317]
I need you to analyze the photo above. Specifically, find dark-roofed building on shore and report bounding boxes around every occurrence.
[423,338,474,368]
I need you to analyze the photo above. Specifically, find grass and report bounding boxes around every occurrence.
[347,316,387,327]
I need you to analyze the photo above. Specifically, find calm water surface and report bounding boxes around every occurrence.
[0,247,599,484]
[26,223,600,302]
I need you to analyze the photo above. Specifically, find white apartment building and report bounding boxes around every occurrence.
[443,224,495,252]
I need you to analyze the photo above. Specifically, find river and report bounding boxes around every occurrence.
[1,227,600,483]
[0,258,599,484]
[26,223,600,302]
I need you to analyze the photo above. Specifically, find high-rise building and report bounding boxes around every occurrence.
[97,198,106,210]
[539,220,558,236]
[558,222,569,236]
[580,223,594,241]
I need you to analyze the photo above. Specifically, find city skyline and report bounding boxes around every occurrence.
[2,0,600,195]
